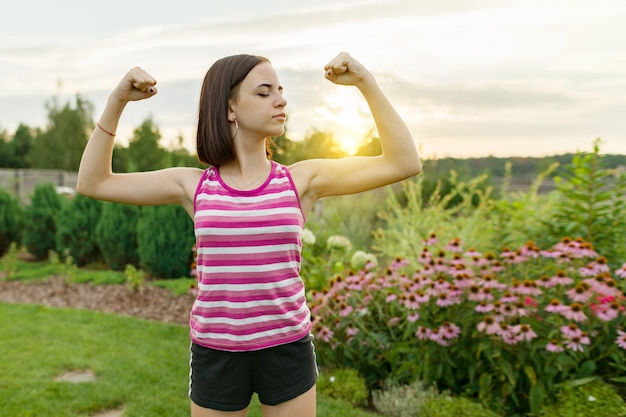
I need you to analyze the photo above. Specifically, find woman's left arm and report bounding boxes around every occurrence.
[290,52,422,207]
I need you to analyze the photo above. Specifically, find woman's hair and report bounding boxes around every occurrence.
[196,54,273,166]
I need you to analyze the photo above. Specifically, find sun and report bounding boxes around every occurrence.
[316,88,374,155]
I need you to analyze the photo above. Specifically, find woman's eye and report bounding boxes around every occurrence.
[258,92,270,97]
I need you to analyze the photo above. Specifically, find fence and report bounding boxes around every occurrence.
[0,168,77,205]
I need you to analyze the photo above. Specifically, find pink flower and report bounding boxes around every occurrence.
[475,302,494,313]
[513,324,538,342]
[564,333,591,352]
[317,326,334,343]
[514,280,542,296]
[346,325,359,337]
[550,270,574,286]
[428,328,449,346]
[416,326,431,340]
[616,330,626,350]
[500,292,518,303]
[477,316,500,335]
[436,292,460,307]
[339,304,353,317]
[546,339,564,352]
[566,284,594,303]
[386,294,397,303]
[441,322,461,339]
[545,299,564,313]
[560,303,588,323]
[389,317,401,327]
[616,264,626,278]
[407,312,420,322]
[560,324,582,338]
[444,238,463,253]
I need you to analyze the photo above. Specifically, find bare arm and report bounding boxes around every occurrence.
[290,53,422,212]
[76,68,201,215]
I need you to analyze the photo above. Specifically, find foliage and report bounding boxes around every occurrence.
[547,139,626,268]
[310,237,626,415]
[22,182,64,260]
[28,95,93,170]
[421,393,502,417]
[0,123,34,168]
[374,163,561,262]
[317,368,369,408]
[372,380,438,417]
[0,242,20,280]
[0,187,22,256]
[120,116,168,172]
[48,249,78,282]
[136,205,195,278]
[124,264,146,293]
[55,194,103,266]
[95,202,140,270]
[536,378,626,417]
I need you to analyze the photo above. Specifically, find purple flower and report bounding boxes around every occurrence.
[560,303,588,323]
[546,339,564,352]
[616,330,626,350]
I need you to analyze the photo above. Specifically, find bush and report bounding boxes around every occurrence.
[537,378,626,417]
[55,193,103,266]
[0,188,22,257]
[22,183,64,260]
[372,380,438,417]
[95,202,140,270]
[310,236,626,415]
[317,368,369,408]
[547,139,626,268]
[422,394,502,417]
[137,205,195,278]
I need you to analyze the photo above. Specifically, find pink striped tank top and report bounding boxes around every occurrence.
[191,161,311,351]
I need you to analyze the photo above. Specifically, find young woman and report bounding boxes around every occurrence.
[77,52,421,417]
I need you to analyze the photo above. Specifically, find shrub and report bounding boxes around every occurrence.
[55,193,103,266]
[422,394,502,417]
[137,205,195,278]
[537,378,626,417]
[0,188,22,257]
[372,380,438,417]
[547,139,626,268]
[317,368,369,408]
[22,183,64,260]
[310,236,626,415]
[95,202,140,270]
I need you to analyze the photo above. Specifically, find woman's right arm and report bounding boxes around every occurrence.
[76,67,202,214]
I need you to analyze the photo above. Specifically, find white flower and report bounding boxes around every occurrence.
[329,376,336,383]
[327,235,352,252]
[301,228,316,245]
[588,395,596,402]
[350,250,378,270]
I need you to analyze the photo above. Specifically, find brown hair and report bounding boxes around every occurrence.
[196,54,273,166]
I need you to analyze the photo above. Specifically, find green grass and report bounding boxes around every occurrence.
[0,303,380,417]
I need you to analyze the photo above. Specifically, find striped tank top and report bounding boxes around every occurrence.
[191,161,311,351]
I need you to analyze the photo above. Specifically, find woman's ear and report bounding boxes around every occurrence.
[227,99,236,122]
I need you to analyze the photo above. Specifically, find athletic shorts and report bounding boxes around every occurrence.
[189,334,318,411]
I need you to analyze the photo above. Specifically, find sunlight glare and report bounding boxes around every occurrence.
[316,87,374,155]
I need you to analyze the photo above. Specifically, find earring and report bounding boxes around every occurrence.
[232,120,238,140]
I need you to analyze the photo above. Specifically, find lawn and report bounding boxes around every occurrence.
[0,302,379,417]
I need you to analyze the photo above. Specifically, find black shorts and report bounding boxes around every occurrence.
[189,334,318,411]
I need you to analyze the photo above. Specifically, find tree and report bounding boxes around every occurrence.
[22,183,64,260]
[290,129,346,161]
[28,95,93,170]
[10,124,34,168]
[125,116,167,172]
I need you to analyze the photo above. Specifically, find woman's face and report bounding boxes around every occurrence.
[229,62,287,139]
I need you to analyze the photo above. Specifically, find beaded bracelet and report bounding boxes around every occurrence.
[96,122,116,136]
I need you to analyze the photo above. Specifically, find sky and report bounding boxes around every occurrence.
[1,0,625,158]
